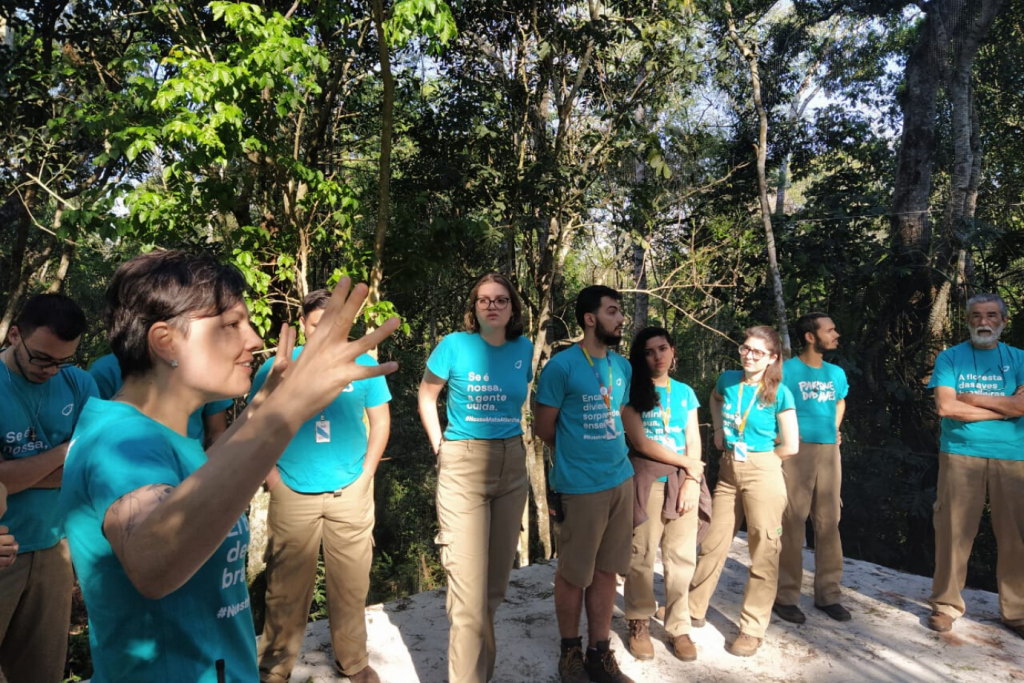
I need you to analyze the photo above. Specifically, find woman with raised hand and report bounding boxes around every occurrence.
[418,273,533,683]
[687,326,798,658]
[59,250,399,683]
[621,327,704,663]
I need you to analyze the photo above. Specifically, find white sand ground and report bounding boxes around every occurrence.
[285,534,1024,683]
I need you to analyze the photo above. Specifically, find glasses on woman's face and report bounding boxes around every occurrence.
[738,344,767,361]
[476,296,511,311]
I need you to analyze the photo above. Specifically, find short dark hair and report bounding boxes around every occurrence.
[14,293,87,341]
[795,312,830,348]
[463,273,525,340]
[575,285,622,329]
[105,250,248,380]
[302,289,331,318]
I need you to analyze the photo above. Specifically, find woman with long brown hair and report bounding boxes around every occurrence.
[687,326,799,657]
[417,273,533,683]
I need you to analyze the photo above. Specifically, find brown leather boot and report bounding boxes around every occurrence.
[672,633,697,661]
[726,632,762,657]
[627,619,654,660]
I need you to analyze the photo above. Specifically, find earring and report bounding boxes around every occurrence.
[170,359,179,368]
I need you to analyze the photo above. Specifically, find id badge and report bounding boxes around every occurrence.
[733,441,748,462]
[603,417,618,440]
[315,420,331,443]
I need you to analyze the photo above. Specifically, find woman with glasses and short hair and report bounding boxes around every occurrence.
[687,326,799,658]
[417,273,533,683]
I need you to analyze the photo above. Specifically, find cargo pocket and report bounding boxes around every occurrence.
[435,530,456,573]
[764,525,783,551]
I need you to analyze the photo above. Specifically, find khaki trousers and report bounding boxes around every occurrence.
[624,481,699,637]
[930,451,1024,627]
[0,539,74,683]
[778,442,843,606]
[435,437,528,683]
[257,473,375,682]
[688,451,787,638]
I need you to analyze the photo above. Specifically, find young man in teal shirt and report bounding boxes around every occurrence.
[775,313,851,624]
[0,294,99,683]
[926,293,1024,638]
[535,285,636,683]
[253,290,392,683]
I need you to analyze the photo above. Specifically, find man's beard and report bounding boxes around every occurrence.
[812,335,836,355]
[596,320,622,346]
[970,322,1005,346]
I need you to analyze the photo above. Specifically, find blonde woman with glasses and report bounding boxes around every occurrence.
[418,273,533,683]
[687,326,798,658]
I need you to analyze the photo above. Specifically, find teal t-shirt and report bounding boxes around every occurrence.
[426,332,533,440]
[0,364,98,553]
[716,370,796,452]
[249,348,391,492]
[635,379,700,483]
[927,341,1024,461]
[536,345,633,494]
[61,400,257,683]
[89,353,233,443]
[782,357,849,444]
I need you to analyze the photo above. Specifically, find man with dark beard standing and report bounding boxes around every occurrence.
[775,313,850,624]
[536,285,635,683]
[926,293,1024,638]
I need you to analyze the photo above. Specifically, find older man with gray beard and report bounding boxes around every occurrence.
[926,293,1024,638]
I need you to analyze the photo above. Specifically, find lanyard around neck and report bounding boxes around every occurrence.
[736,380,761,437]
[580,343,613,413]
[657,379,672,433]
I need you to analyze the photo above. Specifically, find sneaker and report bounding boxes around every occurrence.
[815,603,852,622]
[672,634,697,662]
[726,632,762,657]
[627,619,654,661]
[772,602,807,624]
[343,665,380,683]
[927,611,954,633]
[585,640,636,683]
[558,640,590,683]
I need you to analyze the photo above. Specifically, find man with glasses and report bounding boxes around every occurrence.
[0,293,98,683]
[775,313,850,625]
[926,293,1024,639]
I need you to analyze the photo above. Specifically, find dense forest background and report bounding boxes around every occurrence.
[2,0,1021,679]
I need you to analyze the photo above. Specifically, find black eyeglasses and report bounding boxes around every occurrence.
[21,340,76,369]
[738,344,767,361]
[476,296,511,310]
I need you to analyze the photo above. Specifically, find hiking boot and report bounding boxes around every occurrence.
[672,634,697,662]
[558,639,589,683]
[627,619,654,661]
[726,632,762,657]
[772,601,807,624]
[815,603,852,622]
[1005,622,1024,639]
[346,665,381,683]
[585,640,636,683]
[927,611,954,633]
[691,616,706,628]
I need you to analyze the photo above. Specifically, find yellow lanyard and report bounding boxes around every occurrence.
[580,344,613,413]
[658,380,672,434]
[735,380,761,438]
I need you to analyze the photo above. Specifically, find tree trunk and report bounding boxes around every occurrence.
[632,237,649,335]
[724,0,791,354]
[368,0,395,312]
